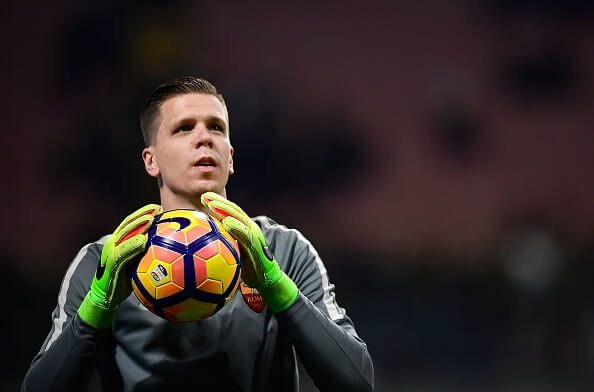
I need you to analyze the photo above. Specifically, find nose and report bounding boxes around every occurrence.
[193,123,213,148]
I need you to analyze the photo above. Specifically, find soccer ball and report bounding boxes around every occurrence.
[130,209,241,322]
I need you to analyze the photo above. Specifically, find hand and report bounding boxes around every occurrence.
[201,192,298,312]
[78,204,162,328]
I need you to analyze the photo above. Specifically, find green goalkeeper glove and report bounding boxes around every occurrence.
[201,192,298,313]
[78,204,162,328]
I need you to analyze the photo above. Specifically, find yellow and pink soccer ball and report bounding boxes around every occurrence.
[130,209,241,322]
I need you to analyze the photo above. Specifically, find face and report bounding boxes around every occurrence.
[142,93,234,210]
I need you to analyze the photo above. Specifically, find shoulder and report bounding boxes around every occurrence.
[77,235,110,262]
[66,235,110,277]
[61,235,111,294]
[253,215,307,245]
[252,216,320,268]
[252,215,280,230]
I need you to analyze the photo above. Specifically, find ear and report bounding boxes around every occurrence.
[142,147,160,178]
[228,145,235,175]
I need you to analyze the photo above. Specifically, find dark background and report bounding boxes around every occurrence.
[2,1,594,390]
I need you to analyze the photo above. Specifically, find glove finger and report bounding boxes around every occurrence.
[205,199,249,226]
[221,216,251,245]
[114,213,156,246]
[115,204,162,233]
[222,217,265,287]
[200,191,226,207]
[201,192,247,218]
[115,233,148,265]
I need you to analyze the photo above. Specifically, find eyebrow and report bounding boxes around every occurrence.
[170,115,228,130]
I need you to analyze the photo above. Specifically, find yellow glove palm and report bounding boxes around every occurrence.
[201,192,298,312]
[78,204,162,328]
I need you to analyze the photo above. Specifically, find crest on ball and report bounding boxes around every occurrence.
[240,281,265,313]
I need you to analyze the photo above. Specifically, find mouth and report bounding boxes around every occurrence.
[193,156,217,172]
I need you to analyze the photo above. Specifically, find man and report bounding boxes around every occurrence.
[23,77,374,391]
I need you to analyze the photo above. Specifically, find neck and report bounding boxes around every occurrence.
[159,188,227,213]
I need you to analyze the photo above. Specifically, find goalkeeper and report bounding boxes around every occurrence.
[22,77,374,391]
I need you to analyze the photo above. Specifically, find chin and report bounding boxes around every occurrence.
[192,182,224,196]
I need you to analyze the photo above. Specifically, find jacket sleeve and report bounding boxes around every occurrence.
[268,224,374,391]
[22,238,120,392]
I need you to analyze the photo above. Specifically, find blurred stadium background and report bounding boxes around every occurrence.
[2,0,594,390]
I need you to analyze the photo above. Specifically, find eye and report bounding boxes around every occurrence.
[178,124,193,132]
[209,123,225,133]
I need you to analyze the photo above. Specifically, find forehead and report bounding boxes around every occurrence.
[159,93,228,124]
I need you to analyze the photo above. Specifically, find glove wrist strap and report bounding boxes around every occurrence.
[78,292,119,329]
[258,271,298,313]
